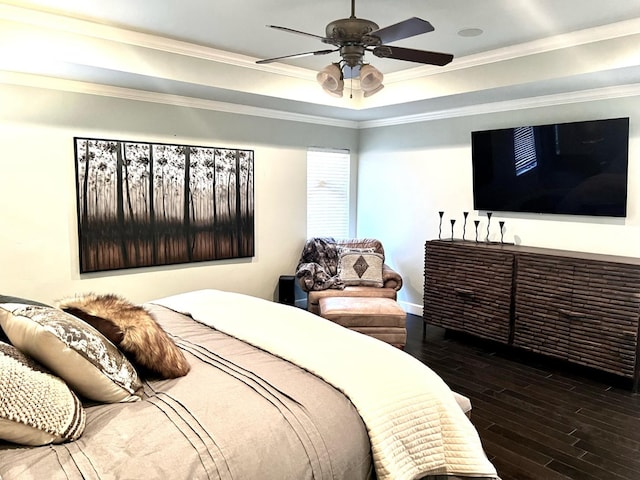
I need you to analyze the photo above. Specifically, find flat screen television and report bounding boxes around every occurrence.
[471,117,629,217]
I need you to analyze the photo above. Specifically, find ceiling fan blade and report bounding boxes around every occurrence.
[266,25,330,42]
[256,49,336,64]
[373,45,453,66]
[368,17,434,44]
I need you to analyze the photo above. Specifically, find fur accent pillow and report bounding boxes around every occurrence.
[56,293,190,379]
[0,342,86,445]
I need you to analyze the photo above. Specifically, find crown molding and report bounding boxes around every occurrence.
[4,69,638,131]
[0,70,359,129]
[359,83,640,129]
[5,2,640,86]
[3,4,639,130]
[385,17,640,84]
[0,2,316,81]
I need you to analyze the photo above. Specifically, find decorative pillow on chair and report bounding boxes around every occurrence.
[0,303,143,403]
[338,251,384,287]
[0,342,86,446]
[56,293,190,379]
[337,246,376,255]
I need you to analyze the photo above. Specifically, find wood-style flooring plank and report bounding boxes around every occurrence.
[405,314,640,480]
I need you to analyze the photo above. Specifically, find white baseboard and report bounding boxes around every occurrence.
[398,300,423,317]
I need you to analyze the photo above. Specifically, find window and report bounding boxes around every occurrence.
[306,148,350,238]
[513,126,538,176]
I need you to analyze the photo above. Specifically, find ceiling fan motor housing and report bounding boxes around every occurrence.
[323,17,381,46]
[323,17,381,67]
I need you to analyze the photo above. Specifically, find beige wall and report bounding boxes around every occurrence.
[358,97,640,314]
[0,83,359,304]
[3,81,639,313]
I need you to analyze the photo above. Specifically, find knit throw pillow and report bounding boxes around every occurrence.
[0,342,86,445]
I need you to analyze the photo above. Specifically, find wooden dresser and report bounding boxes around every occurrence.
[423,239,640,389]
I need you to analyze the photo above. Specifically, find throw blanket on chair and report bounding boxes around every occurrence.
[295,237,345,291]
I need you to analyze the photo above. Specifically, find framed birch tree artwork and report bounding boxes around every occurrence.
[74,137,254,273]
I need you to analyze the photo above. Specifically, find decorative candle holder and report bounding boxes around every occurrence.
[499,221,505,244]
[474,220,480,243]
[438,211,444,240]
[450,219,456,241]
[486,212,493,242]
[462,212,469,240]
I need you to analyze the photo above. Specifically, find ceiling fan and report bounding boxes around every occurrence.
[256,0,454,97]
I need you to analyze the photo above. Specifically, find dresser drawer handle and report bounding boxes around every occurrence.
[454,288,475,298]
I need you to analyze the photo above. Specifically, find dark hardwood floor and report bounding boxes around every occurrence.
[403,314,640,480]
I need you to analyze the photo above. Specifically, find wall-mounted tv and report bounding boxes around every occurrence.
[471,117,629,217]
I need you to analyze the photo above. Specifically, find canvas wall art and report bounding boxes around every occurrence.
[74,137,254,273]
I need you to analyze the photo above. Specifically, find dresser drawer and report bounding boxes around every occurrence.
[566,260,640,377]
[514,255,640,378]
[513,254,575,357]
[424,241,513,343]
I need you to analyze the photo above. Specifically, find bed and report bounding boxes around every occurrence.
[0,289,498,480]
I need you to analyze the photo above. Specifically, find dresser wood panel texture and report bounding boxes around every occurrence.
[424,240,513,343]
[514,253,640,380]
[423,240,640,388]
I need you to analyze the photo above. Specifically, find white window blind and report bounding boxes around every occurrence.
[513,126,538,176]
[307,148,350,239]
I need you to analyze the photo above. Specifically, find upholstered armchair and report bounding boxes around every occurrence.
[295,237,403,314]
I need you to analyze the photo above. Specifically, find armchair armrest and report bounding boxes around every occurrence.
[382,264,403,291]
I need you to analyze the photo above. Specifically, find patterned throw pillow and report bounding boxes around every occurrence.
[0,303,143,403]
[338,250,384,287]
[57,293,190,379]
[0,342,86,445]
[0,295,51,344]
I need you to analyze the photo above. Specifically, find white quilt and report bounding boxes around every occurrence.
[152,289,498,480]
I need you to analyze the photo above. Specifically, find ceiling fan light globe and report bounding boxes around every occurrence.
[317,73,339,91]
[317,64,344,96]
[363,83,384,97]
[323,84,344,97]
[359,64,384,91]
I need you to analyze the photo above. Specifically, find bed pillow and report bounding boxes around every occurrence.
[0,303,143,403]
[0,342,86,446]
[0,295,51,307]
[56,293,190,379]
[338,250,384,287]
[0,295,51,343]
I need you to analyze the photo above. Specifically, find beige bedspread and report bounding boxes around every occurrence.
[0,303,373,480]
[153,289,498,480]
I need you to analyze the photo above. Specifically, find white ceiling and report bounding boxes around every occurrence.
[2,0,640,123]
